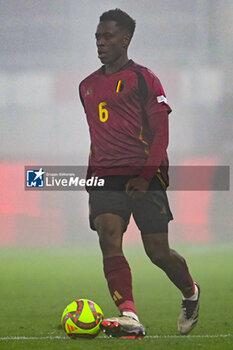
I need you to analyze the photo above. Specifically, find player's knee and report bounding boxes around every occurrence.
[98,230,122,257]
[97,221,119,239]
[98,228,120,248]
[95,217,123,253]
[95,215,124,238]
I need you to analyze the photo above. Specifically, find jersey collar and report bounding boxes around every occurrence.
[100,59,133,75]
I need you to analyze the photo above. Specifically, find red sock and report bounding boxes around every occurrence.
[103,256,137,315]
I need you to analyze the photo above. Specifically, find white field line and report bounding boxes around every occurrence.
[0,334,232,340]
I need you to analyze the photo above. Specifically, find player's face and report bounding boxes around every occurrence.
[95,21,128,64]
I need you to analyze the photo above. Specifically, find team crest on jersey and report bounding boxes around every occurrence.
[115,80,125,93]
[85,87,93,96]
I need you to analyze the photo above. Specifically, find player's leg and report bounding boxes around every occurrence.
[142,233,195,297]
[89,187,137,316]
[141,233,200,335]
[94,213,146,338]
[132,176,194,294]
[89,183,146,338]
[132,175,200,335]
[95,212,136,314]
[94,212,125,258]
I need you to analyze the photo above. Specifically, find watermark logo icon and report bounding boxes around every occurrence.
[26,168,45,188]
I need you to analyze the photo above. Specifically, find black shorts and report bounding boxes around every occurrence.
[88,175,173,234]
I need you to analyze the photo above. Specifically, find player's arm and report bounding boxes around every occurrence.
[126,110,168,197]
[126,72,170,198]
[139,110,169,181]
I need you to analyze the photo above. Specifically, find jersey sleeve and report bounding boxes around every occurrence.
[143,71,172,116]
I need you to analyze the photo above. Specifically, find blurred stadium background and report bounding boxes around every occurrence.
[0,0,232,247]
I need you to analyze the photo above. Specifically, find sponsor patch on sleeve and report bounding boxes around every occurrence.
[157,95,167,104]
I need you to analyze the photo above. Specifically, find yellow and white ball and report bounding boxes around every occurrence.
[61,299,104,339]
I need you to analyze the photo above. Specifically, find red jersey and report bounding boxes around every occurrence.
[79,60,172,186]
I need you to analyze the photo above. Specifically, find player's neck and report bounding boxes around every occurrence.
[104,55,129,75]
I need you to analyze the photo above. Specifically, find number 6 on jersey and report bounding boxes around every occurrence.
[99,102,108,122]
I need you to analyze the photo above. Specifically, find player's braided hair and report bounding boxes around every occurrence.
[99,9,136,38]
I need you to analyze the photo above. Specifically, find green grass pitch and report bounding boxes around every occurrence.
[0,243,232,350]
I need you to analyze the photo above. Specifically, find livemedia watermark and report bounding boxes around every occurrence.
[25,165,230,191]
[25,166,105,190]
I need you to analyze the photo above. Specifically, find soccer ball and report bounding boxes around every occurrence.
[61,299,104,339]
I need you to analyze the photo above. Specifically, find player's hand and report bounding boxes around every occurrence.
[125,176,150,198]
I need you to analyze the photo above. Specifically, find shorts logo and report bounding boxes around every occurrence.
[157,95,167,104]
[26,168,45,188]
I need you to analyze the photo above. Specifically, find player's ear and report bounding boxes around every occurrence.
[122,34,131,48]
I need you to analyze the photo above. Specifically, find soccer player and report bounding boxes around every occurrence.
[79,9,200,338]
